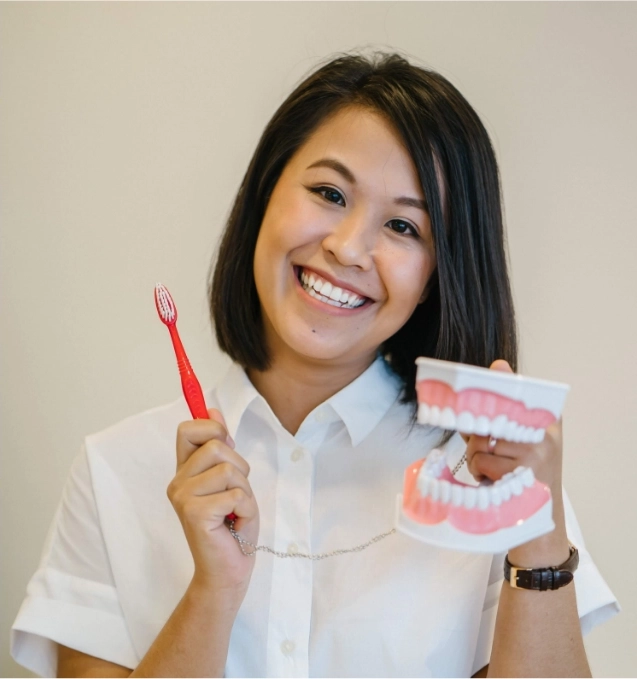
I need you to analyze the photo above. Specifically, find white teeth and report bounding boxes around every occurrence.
[491,414,508,438]
[498,480,512,501]
[532,428,546,443]
[429,406,441,426]
[457,411,474,431]
[320,281,333,297]
[509,476,524,496]
[440,407,456,429]
[418,403,431,422]
[329,286,342,301]
[417,475,431,497]
[504,420,518,439]
[489,484,503,506]
[475,416,490,436]
[430,479,440,502]
[451,484,464,506]
[439,480,452,504]
[477,486,490,510]
[339,290,349,303]
[308,274,316,288]
[463,487,477,509]
[423,448,447,478]
[520,468,535,488]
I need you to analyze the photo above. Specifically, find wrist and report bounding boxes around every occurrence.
[188,574,244,616]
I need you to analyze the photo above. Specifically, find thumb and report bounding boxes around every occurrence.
[489,359,513,374]
[207,408,235,448]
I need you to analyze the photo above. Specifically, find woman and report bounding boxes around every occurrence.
[11,51,618,678]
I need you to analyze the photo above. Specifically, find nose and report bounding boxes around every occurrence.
[321,209,374,270]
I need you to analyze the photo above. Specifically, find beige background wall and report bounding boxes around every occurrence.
[1,2,635,676]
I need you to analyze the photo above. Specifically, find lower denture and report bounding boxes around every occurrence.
[402,456,552,535]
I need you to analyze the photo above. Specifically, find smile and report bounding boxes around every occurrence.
[296,267,368,309]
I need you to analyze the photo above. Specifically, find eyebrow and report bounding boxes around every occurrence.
[306,157,429,213]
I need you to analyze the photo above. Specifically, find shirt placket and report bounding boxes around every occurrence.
[266,419,322,677]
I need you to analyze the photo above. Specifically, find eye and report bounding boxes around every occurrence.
[386,219,418,237]
[308,186,346,206]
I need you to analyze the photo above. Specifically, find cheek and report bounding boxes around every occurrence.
[383,251,434,311]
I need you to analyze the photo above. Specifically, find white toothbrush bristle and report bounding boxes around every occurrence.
[155,283,176,323]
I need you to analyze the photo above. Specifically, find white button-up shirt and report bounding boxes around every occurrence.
[11,357,619,677]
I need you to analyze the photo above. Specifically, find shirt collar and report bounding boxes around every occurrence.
[326,355,402,446]
[214,355,403,447]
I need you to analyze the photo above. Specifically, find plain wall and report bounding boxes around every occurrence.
[1,2,635,676]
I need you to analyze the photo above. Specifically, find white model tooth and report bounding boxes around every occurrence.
[520,468,535,488]
[498,480,512,501]
[475,415,490,436]
[430,478,440,502]
[457,411,475,433]
[504,420,518,440]
[489,484,503,506]
[477,486,490,510]
[418,403,431,423]
[491,414,508,438]
[425,449,446,478]
[519,426,531,443]
[509,476,524,496]
[439,480,452,504]
[429,405,441,426]
[502,471,514,481]
[329,286,342,301]
[463,487,477,509]
[417,474,431,497]
[532,428,545,443]
[441,407,457,429]
[513,466,526,475]
[451,484,464,506]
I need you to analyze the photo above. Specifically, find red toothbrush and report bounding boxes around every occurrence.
[154,283,237,521]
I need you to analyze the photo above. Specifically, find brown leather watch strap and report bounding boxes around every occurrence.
[504,544,579,591]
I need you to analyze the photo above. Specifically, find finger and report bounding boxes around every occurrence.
[468,451,522,482]
[489,358,513,373]
[183,461,254,499]
[191,487,257,525]
[176,418,229,468]
[208,408,235,448]
[180,438,251,479]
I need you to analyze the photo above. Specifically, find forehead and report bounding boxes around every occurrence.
[286,105,423,194]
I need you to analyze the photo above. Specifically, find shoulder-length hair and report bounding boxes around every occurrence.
[209,51,518,407]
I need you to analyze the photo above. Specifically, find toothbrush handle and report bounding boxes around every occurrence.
[168,326,237,521]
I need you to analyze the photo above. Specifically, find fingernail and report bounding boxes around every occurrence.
[226,435,235,448]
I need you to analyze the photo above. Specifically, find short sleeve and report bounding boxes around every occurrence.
[10,446,138,677]
[471,486,621,676]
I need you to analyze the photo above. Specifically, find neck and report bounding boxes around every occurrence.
[247,352,377,435]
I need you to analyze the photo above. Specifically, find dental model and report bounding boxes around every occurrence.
[396,358,570,553]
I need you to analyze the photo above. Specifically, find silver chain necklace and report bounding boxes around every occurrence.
[229,452,467,559]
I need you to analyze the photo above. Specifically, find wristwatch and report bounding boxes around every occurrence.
[504,543,579,591]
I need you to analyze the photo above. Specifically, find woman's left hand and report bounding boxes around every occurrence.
[464,359,570,562]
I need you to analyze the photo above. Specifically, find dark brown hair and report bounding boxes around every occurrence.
[209,51,518,407]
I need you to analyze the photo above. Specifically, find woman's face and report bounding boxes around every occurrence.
[253,105,437,370]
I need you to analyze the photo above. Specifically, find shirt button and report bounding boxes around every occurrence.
[290,447,304,462]
[287,542,299,555]
[280,639,296,655]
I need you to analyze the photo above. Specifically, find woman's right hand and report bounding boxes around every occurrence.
[167,408,259,604]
